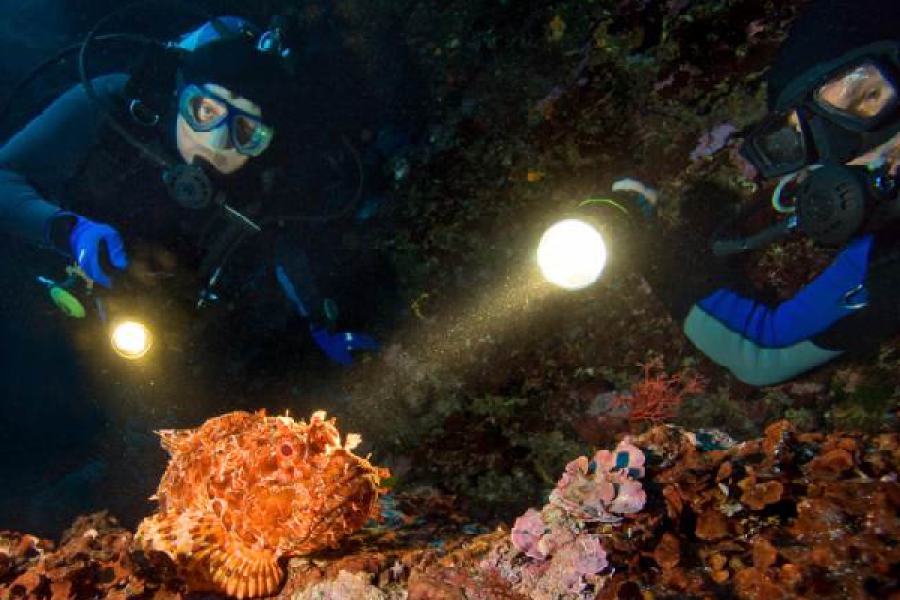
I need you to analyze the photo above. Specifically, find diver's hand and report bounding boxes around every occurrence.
[67,214,128,288]
[611,178,659,219]
[309,324,380,365]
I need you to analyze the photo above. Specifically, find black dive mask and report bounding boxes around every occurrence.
[742,41,900,178]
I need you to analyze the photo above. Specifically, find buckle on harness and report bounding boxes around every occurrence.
[842,283,868,310]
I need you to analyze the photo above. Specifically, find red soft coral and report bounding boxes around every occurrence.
[613,358,707,422]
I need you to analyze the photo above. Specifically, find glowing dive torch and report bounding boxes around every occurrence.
[40,262,157,361]
[537,180,658,290]
[537,218,608,290]
[110,319,153,360]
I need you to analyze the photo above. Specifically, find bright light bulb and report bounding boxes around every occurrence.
[111,320,152,360]
[537,219,607,290]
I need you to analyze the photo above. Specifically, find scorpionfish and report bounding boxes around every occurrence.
[134,410,389,598]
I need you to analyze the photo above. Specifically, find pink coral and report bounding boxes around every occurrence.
[549,439,647,521]
[608,480,647,514]
[528,535,609,599]
[594,440,646,478]
[549,458,619,523]
[503,439,647,597]
[512,509,577,561]
[511,509,546,559]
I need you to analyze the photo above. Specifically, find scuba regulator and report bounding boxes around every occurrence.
[711,161,900,255]
[791,162,900,245]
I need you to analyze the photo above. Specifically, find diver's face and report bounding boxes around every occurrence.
[175,83,262,175]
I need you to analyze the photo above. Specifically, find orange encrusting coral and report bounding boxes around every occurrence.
[134,410,390,599]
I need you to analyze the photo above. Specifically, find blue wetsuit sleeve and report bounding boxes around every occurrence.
[0,74,128,245]
[683,235,873,386]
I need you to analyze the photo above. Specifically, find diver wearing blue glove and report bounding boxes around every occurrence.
[275,240,380,365]
[606,0,900,386]
[308,327,380,366]
[0,15,381,365]
[46,212,127,288]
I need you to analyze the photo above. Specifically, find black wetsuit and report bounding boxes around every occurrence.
[3,72,334,310]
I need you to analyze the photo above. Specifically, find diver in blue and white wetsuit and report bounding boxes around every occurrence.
[0,16,379,366]
[614,0,900,386]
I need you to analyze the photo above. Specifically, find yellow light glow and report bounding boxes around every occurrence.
[537,219,607,290]
[111,320,152,360]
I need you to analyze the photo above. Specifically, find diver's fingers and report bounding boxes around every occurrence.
[612,178,659,206]
[344,332,380,351]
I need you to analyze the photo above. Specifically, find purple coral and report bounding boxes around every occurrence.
[594,440,646,478]
[570,534,608,575]
[511,508,545,559]
[512,509,577,561]
[550,439,647,520]
[607,480,646,514]
[540,535,609,596]
[549,460,619,522]
[500,440,647,596]
[689,122,737,162]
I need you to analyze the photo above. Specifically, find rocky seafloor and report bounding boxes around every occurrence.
[2,421,899,599]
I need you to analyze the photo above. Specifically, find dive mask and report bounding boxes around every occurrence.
[178,84,275,157]
[742,41,900,178]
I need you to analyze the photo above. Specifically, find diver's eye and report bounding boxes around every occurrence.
[193,97,225,123]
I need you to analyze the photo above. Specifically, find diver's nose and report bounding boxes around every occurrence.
[205,124,232,150]
[221,127,235,150]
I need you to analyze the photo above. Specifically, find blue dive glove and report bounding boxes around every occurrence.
[309,324,380,365]
[65,213,127,288]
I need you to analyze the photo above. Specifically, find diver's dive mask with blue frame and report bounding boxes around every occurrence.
[742,41,900,179]
[178,83,275,157]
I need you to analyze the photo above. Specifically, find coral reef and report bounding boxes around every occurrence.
[133,410,389,599]
[0,512,185,599]
[2,422,898,599]
[491,440,647,598]
[411,421,900,600]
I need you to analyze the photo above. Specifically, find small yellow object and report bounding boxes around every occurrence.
[549,15,566,42]
[111,320,153,360]
[411,292,430,320]
[526,169,545,183]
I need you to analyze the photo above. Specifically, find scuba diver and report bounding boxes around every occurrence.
[605,0,900,386]
[0,13,381,366]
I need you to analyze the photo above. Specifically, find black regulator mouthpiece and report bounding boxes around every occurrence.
[711,162,900,256]
[795,163,898,246]
[162,162,214,209]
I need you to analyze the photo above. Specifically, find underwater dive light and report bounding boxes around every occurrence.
[110,320,153,360]
[537,218,608,290]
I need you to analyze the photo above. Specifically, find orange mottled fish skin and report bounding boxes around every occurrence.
[134,410,390,599]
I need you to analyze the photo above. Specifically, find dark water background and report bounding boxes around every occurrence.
[0,0,420,538]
